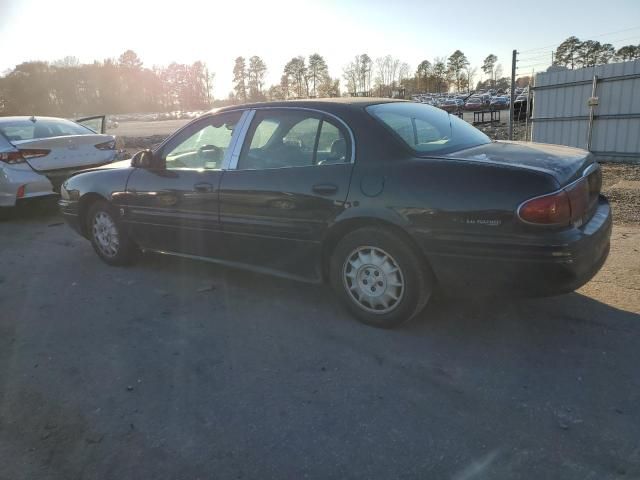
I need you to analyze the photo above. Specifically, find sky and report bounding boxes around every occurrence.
[1,0,640,96]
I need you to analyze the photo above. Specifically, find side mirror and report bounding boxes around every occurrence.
[131,149,156,169]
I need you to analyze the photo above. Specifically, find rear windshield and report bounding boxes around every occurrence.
[0,118,92,142]
[367,102,490,155]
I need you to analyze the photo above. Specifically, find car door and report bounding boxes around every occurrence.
[218,108,355,281]
[75,115,106,134]
[124,111,245,256]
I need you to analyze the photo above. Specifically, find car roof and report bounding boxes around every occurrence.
[213,98,405,115]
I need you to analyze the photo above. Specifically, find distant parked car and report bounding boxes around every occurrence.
[513,95,531,120]
[489,96,510,110]
[464,96,485,110]
[438,99,461,113]
[0,115,120,209]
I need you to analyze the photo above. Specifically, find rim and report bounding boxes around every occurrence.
[342,246,405,314]
[92,211,119,258]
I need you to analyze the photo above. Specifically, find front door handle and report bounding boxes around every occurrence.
[312,183,338,195]
[194,182,213,193]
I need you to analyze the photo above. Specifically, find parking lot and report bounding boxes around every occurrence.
[1,195,639,479]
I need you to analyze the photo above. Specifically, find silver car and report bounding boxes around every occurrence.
[0,115,120,208]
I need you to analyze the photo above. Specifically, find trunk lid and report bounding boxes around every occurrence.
[12,134,117,172]
[447,140,595,187]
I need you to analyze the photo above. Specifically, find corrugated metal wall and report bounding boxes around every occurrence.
[531,59,640,162]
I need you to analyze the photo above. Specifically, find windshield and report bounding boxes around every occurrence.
[367,102,491,155]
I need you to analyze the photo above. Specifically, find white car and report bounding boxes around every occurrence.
[0,115,120,209]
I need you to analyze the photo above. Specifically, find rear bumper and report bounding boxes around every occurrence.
[420,197,612,296]
[0,163,55,207]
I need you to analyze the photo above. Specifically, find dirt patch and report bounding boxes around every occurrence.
[601,164,640,225]
[475,121,530,141]
[121,135,167,156]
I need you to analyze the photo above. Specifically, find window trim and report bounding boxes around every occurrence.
[155,110,247,171]
[227,107,355,170]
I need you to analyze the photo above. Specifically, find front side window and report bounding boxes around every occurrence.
[237,110,349,170]
[164,112,241,170]
[367,102,490,155]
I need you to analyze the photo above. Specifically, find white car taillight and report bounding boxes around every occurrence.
[19,148,50,159]
[0,151,26,164]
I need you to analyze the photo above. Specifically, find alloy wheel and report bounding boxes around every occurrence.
[342,246,405,314]
[92,211,120,258]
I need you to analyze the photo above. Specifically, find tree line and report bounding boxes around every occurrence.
[0,50,214,116]
[1,38,638,116]
[553,37,640,68]
[0,48,512,117]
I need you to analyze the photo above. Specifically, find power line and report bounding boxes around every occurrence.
[518,25,640,54]
[518,52,554,62]
[517,63,551,70]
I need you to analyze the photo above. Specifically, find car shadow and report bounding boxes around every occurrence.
[137,249,639,341]
[0,197,61,223]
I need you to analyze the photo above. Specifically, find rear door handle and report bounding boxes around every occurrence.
[312,183,338,195]
[194,182,213,193]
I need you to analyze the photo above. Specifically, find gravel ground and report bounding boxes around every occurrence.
[0,196,639,479]
[600,164,640,226]
[5,116,632,479]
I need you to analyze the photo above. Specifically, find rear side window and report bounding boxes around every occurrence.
[0,118,92,141]
[238,110,350,170]
[367,102,490,155]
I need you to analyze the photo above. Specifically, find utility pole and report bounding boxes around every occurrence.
[509,49,517,140]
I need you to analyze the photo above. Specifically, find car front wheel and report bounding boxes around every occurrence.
[330,227,433,328]
[86,200,136,265]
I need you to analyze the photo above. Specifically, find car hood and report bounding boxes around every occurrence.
[447,141,594,186]
[83,158,132,171]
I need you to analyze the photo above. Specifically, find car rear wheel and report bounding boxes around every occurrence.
[86,200,136,265]
[330,227,433,328]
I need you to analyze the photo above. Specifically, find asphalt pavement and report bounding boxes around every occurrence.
[1,200,639,480]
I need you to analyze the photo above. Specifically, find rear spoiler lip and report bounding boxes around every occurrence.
[10,133,115,146]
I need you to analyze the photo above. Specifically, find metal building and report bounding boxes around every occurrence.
[531,59,640,162]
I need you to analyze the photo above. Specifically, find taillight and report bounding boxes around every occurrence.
[19,149,50,159]
[95,140,116,150]
[518,166,601,227]
[518,190,572,225]
[0,151,26,164]
[565,178,590,224]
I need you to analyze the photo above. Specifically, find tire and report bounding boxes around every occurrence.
[329,227,434,328]
[86,200,137,266]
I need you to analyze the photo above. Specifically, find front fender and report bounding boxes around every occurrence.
[62,167,133,205]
